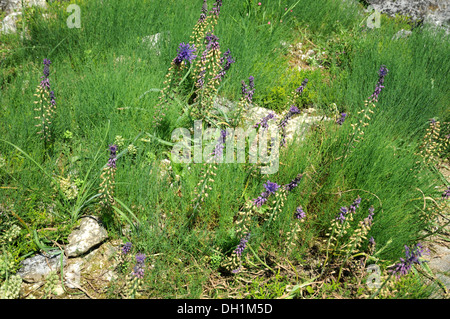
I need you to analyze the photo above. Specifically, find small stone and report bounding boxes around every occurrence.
[53,285,65,296]
[64,259,82,288]
[65,216,108,257]
[17,250,66,283]
[1,12,21,34]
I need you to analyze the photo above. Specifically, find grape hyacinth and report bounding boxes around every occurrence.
[295,206,306,219]
[234,233,250,257]
[389,243,428,278]
[173,42,197,65]
[214,49,235,80]
[230,233,250,274]
[132,253,146,279]
[369,65,389,102]
[253,180,280,207]
[443,186,450,200]
[253,112,276,130]
[278,105,301,147]
[205,32,220,50]
[43,58,51,77]
[155,42,197,126]
[192,31,224,120]
[264,180,280,194]
[335,197,360,224]
[34,58,56,145]
[210,0,223,16]
[336,112,347,125]
[295,78,308,94]
[364,206,375,226]
[122,242,132,255]
[99,144,118,207]
[199,0,208,22]
[286,205,306,252]
[349,196,361,213]
[107,144,117,168]
[283,174,303,192]
[336,206,348,224]
[343,65,389,159]
[241,76,255,103]
[211,129,227,161]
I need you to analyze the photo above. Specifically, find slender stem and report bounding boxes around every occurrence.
[247,243,275,273]
[369,273,393,299]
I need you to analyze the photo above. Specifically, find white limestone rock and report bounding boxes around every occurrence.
[17,250,66,283]
[65,216,108,257]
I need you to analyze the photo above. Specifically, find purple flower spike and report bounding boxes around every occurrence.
[253,112,276,130]
[43,60,51,77]
[295,78,308,94]
[173,43,197,65]
[212,129,228,160]
[364,206,375,226]
[131,253,147,279]
[253,196,268,207]
[107,144,118,168]
[336,212,346,223]
[264,180,280,194]
[369,65,389,102]
[349,196,361,213]
[336,112,347,125]
[295,206,306,219]
[284,174,303,192]
[389,243,428,278]
[135,253,146,264]
[132,265,145,278]
[205,32,220,50]
[234,233,250,257]
[214,49,235,80]
[241,76,255,103]
[289,105,300,114]
[443,186,450,200]
[122,242,132,255]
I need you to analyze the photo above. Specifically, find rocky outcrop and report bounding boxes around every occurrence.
[16,215,116,298]
[1,0,47,14]
[1,0,47,34]
[368,0,449,30]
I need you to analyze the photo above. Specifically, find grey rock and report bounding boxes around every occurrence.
[81,240,121,281]
[64,240,121,289]
[367,0,450,31]
[244,106,330,144]
[1,0,46,14]
[1,0,47,35]
[427,244,450,273]
[64,259,82,289]
[65,216,108,257]
[0,11,21,34]
[17,250,66,283]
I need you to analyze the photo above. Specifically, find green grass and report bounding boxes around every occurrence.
[0,0,448,299]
